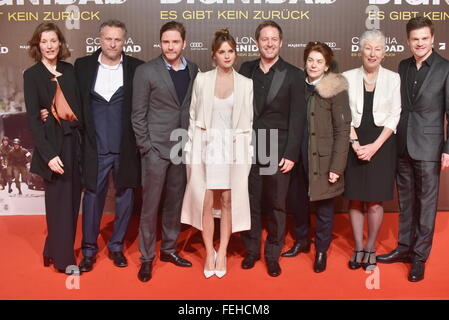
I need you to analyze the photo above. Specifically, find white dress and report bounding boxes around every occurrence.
[205,93,234,190]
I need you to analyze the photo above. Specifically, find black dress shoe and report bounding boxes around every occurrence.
[79,256,96,272]
[281,240,311,258]
[108,251,128,267]
[160,252,192,267]
[313,252,327,273]
[241,254,260,269]
[266,260,281,277]
[138,261,153,282]
[43,256,54,267]
[377,249,412,264]
[408,261,425,282]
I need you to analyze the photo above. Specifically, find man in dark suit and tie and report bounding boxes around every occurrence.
[239,20,307,277]
[377,17,449,282]
[132,21,199,282]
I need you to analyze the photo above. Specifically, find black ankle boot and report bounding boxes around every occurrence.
[313,252,327,273]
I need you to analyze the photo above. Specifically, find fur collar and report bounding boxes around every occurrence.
[315,72,348,99]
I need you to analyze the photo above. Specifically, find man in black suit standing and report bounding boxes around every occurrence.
[239,21,306,277]
[74,20,143,272]
[377,17,449,282]
[132,21,199,282]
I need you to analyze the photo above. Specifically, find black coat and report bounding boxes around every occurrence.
[74,49,144,192]
[23,61,83,181]
[239,57,306,163]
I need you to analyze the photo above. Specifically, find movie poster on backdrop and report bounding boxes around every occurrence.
[0,0,448,215]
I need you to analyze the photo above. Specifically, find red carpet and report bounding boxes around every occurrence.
[0,212,448,300]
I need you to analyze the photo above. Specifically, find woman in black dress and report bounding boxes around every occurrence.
[342,30,401,271]
[23,23,83,274]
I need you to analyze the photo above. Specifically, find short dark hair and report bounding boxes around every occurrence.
[406,16,434,38]
[303,41,334,70]
[255,20,283,41]
[28,22,70,62]
[160,21,186,41]
[99,19,127,36]
[211,28,237,57]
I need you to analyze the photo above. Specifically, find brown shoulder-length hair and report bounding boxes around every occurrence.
[28,22,70,62]
[211,28,237,57]
[303,41,334,70]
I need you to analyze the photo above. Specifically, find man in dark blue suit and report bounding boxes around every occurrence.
[76,20,144,272]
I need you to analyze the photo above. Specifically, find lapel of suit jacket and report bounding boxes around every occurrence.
[204,68,217,129]
[38,61,56,109]
[232,69,243,129]
[399,59,413,110]
[122,53,130,97]
[156,55,180,106]
[414,51,439,102]
[356,66,364,114]
[266,58,287,106]
[247,60,261,118]
[180,60,196,108]
[86,50,102,97]
[84,50,102,138]
[372,66,385,113]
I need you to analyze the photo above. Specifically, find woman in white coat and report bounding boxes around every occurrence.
[181,29,253,278]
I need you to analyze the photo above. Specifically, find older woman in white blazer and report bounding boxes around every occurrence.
[181,29,253,279]
[342,30,401,271]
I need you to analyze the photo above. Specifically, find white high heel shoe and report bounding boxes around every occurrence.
[203,250,216,279]
[215,254,227,278]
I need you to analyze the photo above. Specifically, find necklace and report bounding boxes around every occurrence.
[363,73,377,86]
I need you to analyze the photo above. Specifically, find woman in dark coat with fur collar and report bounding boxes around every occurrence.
[283,42,351,272]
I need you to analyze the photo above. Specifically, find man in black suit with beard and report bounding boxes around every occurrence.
[377,17,449,282]
[239,20,306,277]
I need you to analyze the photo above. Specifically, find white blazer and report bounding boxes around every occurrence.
[342,66,401,133]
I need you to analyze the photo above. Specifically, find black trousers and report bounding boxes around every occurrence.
[139,148,186,263]
[396,150,440,262]
[289,159,335,253]
[242,163,291,262]
[288,160,310,243]
[43,122,81,270]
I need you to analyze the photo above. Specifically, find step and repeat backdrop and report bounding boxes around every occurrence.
[0,0,448,214]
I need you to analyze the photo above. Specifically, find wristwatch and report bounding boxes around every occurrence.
[349,139,359,145]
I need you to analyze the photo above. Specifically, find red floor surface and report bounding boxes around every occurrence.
[0,212,448,300]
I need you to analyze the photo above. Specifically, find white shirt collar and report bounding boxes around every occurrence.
[162,56,188,71]
[98,52,123,70]
[305,74,324,86]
